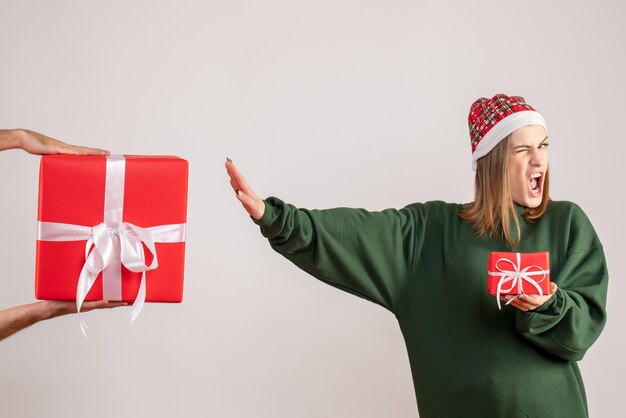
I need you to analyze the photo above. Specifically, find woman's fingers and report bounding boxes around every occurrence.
[506,289,556,311]
[225,160,240,191]
[507,298,533,311]
[501,283,558,312]
[550,282,558,294]
[236,189,265,220]
[230,178,239,193]
[226,158,265,220]
[225,159,255,197]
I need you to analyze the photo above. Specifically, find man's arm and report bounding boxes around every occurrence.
[1,128,121,341]
[0,129,22,151]
[0,300,128,341]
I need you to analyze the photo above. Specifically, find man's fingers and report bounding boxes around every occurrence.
[103,301,129,308]
[25,131,110,156]
[62,144,110,156]
[80,300,129,312]
[72,146,110,156]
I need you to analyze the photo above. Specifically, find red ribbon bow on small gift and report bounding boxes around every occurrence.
[488,253,549,309]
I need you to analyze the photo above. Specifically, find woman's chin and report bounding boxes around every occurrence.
[514,196,543,208]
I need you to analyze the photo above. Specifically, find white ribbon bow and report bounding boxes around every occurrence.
[488,253,549,310]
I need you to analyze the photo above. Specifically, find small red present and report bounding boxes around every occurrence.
[488,252,550,308]
[35,155,188,321]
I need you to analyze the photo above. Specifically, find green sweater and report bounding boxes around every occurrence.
[254,198,608,418]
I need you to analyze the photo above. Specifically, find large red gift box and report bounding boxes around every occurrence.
[35,155,188,303]
[487,252,550,298]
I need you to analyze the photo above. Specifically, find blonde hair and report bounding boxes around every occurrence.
[459,135,550,247]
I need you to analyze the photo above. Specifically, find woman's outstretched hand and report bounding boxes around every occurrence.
[225,158,265,220]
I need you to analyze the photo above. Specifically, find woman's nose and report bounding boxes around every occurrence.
[530,152,547,167]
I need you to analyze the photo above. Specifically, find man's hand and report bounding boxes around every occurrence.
[0,300,128,341]
[39,300,129,320]
[15,129,110,155]
[225,158,265,220]
[0,129,109,155]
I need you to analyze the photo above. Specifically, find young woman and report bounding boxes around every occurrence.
[0,129,127,341]
[226,94,608,417]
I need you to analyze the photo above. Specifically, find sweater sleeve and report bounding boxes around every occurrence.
[516,205,608,361]
[253,197,424,313]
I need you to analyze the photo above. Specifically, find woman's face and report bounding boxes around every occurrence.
[508,125,549,208]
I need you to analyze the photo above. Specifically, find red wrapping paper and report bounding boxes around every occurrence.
[487,251,550,296]
[35,155,188,302]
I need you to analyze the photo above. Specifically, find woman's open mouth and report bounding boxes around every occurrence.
[528,172,543,197]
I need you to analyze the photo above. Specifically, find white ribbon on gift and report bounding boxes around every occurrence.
[37,155,186,335]
[487,252,549,310]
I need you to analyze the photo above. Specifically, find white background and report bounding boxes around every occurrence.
[1,1,624,417]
